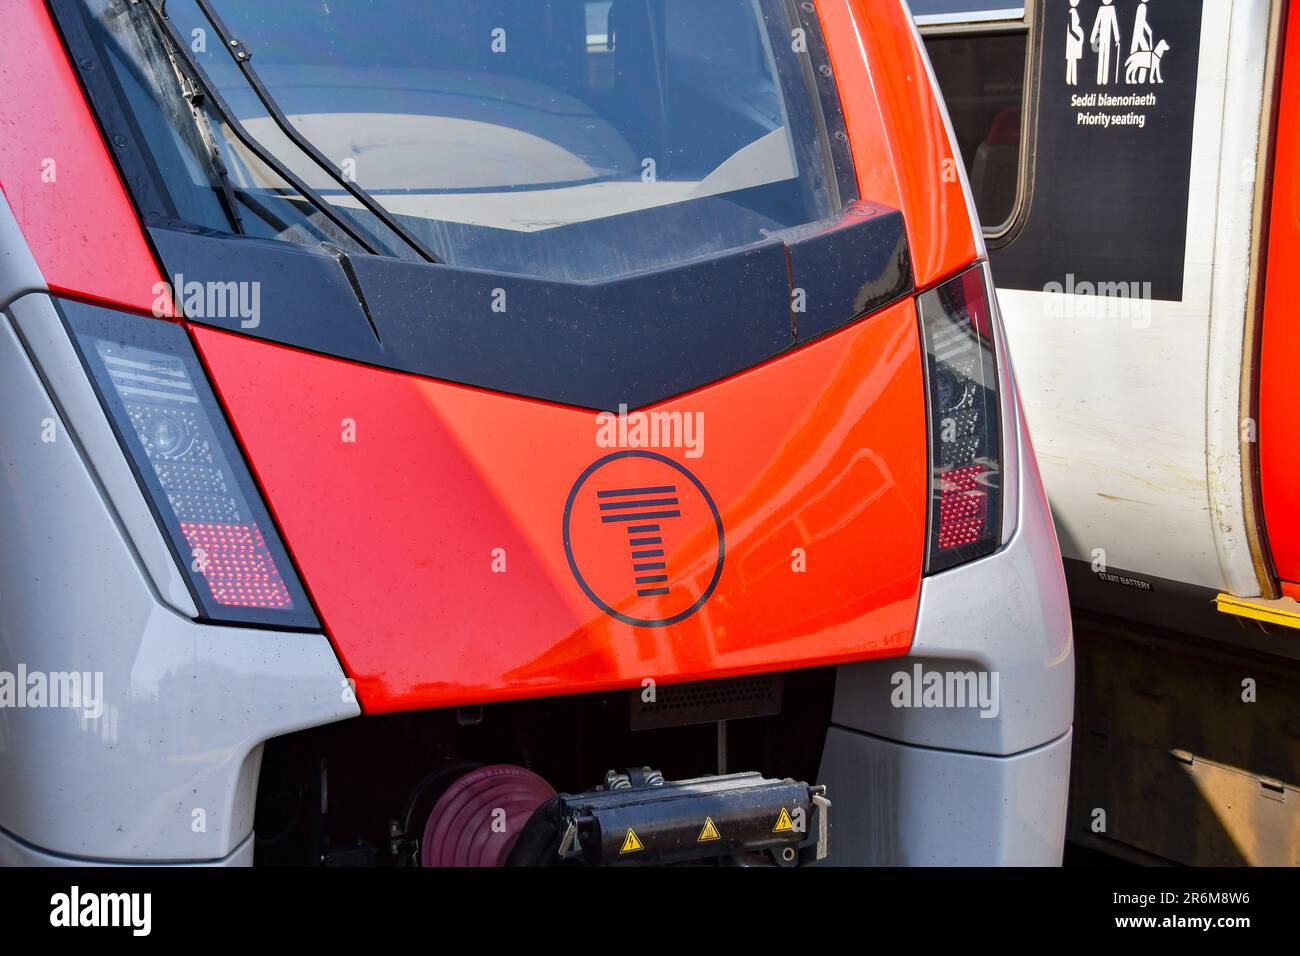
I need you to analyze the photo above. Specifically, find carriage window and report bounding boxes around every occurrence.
[923,30,1028,232]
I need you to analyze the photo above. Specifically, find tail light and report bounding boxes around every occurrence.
[919,266,1002,572]
[61,300,318,629]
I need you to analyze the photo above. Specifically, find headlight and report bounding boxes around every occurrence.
[62,300,318,628]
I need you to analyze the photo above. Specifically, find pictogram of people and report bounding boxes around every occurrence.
[1090,0,1122,85]
[1124,0,1170,84]
[1131,0,1154,57]
[1066,0,1084,85]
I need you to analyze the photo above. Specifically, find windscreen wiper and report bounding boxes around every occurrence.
[138,0,401,259]
[149,7,245,236]
[190,0,443,264]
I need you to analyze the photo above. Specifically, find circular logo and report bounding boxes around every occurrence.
[562,451,724,628]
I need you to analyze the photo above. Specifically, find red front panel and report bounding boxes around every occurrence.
[818,0,980,289]
[195,299,928,712]
[1261,5,1300,585]
[0,0,166,314]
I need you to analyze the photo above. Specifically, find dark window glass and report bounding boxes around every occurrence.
[83,0,844,280]
[924,32,1027,230]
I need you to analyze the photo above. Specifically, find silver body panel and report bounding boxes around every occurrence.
[820,391,1074,865]
[0,281,358,863]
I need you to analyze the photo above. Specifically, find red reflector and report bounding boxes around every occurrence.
[936,465,988,550]
[180,522,293,609]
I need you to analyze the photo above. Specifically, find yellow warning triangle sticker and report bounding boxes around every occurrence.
[619,827,644,854]
[773,807,795,833]
[697,817,721,843]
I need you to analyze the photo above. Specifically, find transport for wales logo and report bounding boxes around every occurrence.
[563,451,723,628]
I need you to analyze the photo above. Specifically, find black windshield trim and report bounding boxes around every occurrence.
[149,202,913,411]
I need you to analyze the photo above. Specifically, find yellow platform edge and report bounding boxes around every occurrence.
[1215,593,1300,630]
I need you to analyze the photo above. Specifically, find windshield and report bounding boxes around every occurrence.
[86,0,845,279]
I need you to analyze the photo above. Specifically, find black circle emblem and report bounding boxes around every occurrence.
[562,450,724,628]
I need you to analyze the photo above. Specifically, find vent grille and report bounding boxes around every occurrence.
[630,674,784,731]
